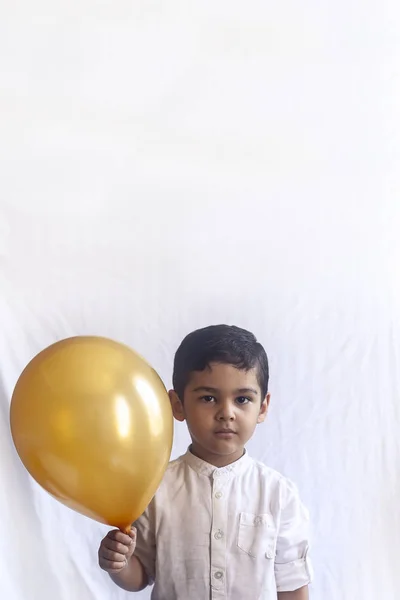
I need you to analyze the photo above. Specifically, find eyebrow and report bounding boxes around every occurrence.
[191,386,259,395]
[236,388,259,395]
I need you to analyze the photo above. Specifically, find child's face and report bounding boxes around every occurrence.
[169,362,270,467]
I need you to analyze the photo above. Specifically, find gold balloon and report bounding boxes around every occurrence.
[10,336,173,532]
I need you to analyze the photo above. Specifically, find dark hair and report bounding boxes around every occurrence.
[172,324,269,400]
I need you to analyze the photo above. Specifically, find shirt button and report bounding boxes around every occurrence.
[254,516,263,526]
[214,529,224,540]
[215,492,223,499]
[214,571,224,580]
[265,549,274,559]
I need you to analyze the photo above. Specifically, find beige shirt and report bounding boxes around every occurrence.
[134,449,312,599]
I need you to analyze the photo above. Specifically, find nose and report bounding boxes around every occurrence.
[216,400,236,421]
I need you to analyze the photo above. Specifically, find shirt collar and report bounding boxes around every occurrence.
[183,446,251,478]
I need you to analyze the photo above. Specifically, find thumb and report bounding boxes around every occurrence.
[129,527,137,541]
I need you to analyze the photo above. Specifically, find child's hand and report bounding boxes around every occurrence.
[98,528,137,573]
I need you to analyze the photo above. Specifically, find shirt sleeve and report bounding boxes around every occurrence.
[133,502,156,586]
[274,478,313,592]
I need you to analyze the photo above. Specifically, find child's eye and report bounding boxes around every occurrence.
[236,396,251,405]
[201,395,216,403]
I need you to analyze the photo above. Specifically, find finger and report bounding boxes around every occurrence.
[107,530,133,546]
[99,547,127,562]
[103,540,131,555]
[129,527,137,540]
[99,557,127,573]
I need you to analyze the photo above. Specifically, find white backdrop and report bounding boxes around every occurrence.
[1,1,399,599]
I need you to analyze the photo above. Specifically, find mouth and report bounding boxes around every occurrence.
[214,429,237,437]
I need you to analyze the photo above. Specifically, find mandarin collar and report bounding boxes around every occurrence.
[183,446,251,478]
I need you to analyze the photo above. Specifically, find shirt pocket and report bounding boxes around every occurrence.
[237,512,277,559]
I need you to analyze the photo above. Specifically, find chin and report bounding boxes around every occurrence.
[207,440,242,455]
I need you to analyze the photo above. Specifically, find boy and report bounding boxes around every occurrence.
[98,325,312,599]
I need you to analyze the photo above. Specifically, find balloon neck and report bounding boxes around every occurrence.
[121,524,131,534]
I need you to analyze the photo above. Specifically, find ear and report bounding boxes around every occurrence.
[257,392,271,424]
[169,390,186,422]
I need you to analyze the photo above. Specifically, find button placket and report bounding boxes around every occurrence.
[210,471,229,597]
